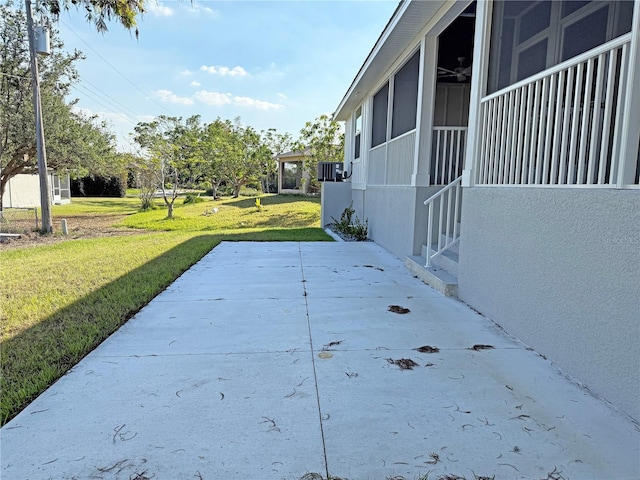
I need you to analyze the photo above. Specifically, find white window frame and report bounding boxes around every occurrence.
[510,1,625,84]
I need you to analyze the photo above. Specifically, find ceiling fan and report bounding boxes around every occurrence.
[438,57,472,82]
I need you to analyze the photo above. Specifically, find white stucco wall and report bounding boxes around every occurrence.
[2,174,41,208]
[357,186,442,258]
[344,185,444,257]
[458,187,640,420]
[364,187,417,257]
[321,182,352,227]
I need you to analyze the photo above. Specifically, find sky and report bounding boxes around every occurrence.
[50,0,399,153]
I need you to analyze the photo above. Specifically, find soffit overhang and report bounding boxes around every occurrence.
[334,0,448,121]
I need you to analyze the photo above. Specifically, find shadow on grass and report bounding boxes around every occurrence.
[251,212,321,229]
[222,194,320,209]
[0,229,333,425]
[60,199,141,210]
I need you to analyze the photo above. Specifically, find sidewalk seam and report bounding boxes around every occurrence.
[299,243,330,479]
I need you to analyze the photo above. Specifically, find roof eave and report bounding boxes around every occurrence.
[334,0,449,121]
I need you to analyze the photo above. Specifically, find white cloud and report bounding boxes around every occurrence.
[194,90,283,110]
[194,90,232,106]
[233,96,283,111]
[154,89,194,105]
[200,65,249,77]
[188,4,218,17]
[277,93,288,100]
[147,1,174,17]
[71,106,94,117]
[136,114,157,123]
[180,69,193,76]
[190,80,201,87]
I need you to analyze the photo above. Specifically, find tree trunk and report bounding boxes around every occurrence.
[0,179,6,211]
[210,178,222,200]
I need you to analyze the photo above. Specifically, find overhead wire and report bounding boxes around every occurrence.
[68,82,143,153]
[70,81,137,124]
[76,77,141,119]
[54,18,178,152]
[0,71,31,80]
[58,18,176,117]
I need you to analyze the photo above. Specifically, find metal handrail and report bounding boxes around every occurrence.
[424,175,462,267]
[423,174,462,205]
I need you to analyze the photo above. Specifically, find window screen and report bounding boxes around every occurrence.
[487,0,634,94]
[354,108,362,159]
[391,51,420,139]
[371,83,389,148]
[561,6,609,61]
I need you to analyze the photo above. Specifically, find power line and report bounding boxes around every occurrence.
[77,77,140,118]
[69,83,136,126]
[71,81,139,124]
[58,18,176,116]
[0,71,31,80]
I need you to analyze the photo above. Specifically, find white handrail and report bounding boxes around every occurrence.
[424,174,462,205]
[424,175,462,267]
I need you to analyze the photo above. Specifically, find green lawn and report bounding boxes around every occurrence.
[1,194,331,425]
[120,194,323,232]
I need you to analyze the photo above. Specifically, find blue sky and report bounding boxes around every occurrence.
[54,0,399,152]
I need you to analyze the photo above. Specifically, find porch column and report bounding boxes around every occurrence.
[412,34,437,187]
[463,0,493,187]
[617,0,640,187]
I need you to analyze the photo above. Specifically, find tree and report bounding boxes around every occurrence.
[0,1,118,209]
[133,115,193,219]
[46,102,120,176]
[171,114,205,189]
[221,121,271,198]
[294,114,344,192]
[40,0,145,35]
[125,152,157,210]
[199,118,234,199]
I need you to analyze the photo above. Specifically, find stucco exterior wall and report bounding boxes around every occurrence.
[2,174,41,208]
[341,185,442,257]
[458,187,640,420]
[359,186,418,258]
[320,182,352,227]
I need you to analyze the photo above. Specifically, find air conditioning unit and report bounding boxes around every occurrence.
[317,162,344,182]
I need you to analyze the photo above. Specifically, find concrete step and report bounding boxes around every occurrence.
[421,244,459,276]
[440,232,460,255]
[405,255,458,297]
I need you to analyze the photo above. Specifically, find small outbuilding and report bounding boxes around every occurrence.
[275,150,311,195]
[2,171,71,208]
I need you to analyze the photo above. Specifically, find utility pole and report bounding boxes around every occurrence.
[25,0,52,233]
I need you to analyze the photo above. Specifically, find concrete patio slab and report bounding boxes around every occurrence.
[2,241,639,480]
[96,298,310,356]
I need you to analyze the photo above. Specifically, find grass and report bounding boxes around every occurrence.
[120,194,322,232]
[51,196,141,216]
[1,194,332,425]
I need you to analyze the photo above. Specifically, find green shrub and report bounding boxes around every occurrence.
[71,176,126,197]
[183,193,205,205]
[331,202,368,241]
